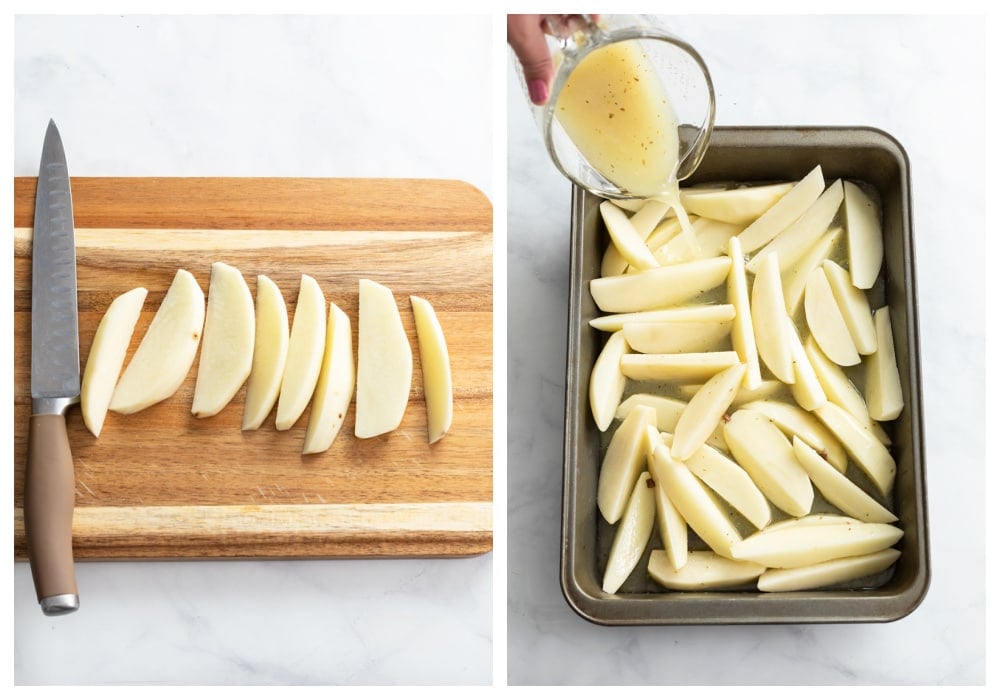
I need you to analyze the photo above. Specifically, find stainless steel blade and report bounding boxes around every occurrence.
[31,119,80,408]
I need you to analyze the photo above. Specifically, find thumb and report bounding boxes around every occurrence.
[507,15,554,105]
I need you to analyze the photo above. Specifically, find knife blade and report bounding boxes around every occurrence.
[25,119,81,615]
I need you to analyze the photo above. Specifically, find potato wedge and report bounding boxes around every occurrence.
[741,398,846,472]
[620,351,741,383]
[671,363,746,460]
[276,275,328,431]
[649,442,743,558]
[680,181,795,225]
[653,218,740,265]
[843,180,884,290]
[589,330,628,431]
[823,260,877,355]
[684,442,772,530]
[590,304,735,333]
[757,548,900,592]
[727,236,762,390]
[616,393,686,430]
[786,316,827,412]
[302,302,355,454]
[736,165,825,254]
[410,295,453,444]
[813,401,896,497]
[750,252,794,383]
[792,437,897,523]
[649,549,765,591]
[597,404,657,524]
[630,198,672,238]
[730,520,903,568]
[723,408,814,517]
[242,275,290,431]
[589,256,732,313]
[622,318,732,354]
[602,471,657,594]
[865,306,904,421]
[782,227,841,316]
[804,266,860,367]
[650,466,689,570]
[600,200,661,271]
[679,379,785,406]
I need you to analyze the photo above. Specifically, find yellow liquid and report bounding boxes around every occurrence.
[555,39,680,197]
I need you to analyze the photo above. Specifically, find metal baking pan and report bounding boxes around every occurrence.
[561,126,929,625]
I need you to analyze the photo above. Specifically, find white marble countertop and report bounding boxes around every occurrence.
[507,14,986,685]
[11,14,493,685]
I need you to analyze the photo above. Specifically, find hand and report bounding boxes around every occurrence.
[507,14,598,105]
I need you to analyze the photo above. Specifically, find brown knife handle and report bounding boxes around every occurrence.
[25,412,79,615]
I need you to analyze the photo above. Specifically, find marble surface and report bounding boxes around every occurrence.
[507,15,986,685]
[11,14,493,685]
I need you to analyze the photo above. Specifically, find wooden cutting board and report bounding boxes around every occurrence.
[13,177,493,560]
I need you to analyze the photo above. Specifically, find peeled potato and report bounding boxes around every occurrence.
[823,260,877,355]
[589,330,628,432]
[589,256,732,313]
[750,252,794,383]
[602,471,657,594]
[600,200,660,271]
[680,181,795,225]
[865,306,904,421]
[670,362,746,461]
[649,549,765,591]
[792,437,897,524]
[590,304,735,333]
[813,401,896,497]
[782,227,841,315]
[727,236,762,390]
[741,398,845,472]
[843,180,884,290]
[804,266,861,367]
[620,351,740,383]
[757,548,901,592]
[736,165,825,254]
[597,404,657,525]
[683,441,772,530]
[730,520,903,568]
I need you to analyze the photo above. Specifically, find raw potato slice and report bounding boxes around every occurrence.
[617,396,727,453]
[589,256,732,313]
[191,262,255,418]
[746,179,844,275]
[804,266,860,366]
[650,450,689,570]
[866,306,904,421]
[763,513,862,531]
[804,336,891,445]
[730,520,903,568]
[723,409,814,517]
[792,437,897,524]
[684,442,772,530]
[302,302,355,455]
[653,218,740,265]
[813,401,897,497]
[603,471,657,594]
[81,287,148,436]
[782,227,841,315]
[727,236,762,390]
[621,318,732,354]
[354,279,412,439]
[600,200,660,271]
[242,275,290,430]
[620,351,740,382]
[630,198,672,238]
[589,330,628,431]
[736,165,825,254]
[823,260,877,355]
[741,399,846,472]
[757,548,901,592]
[643,217,684,253]
[843,180,884,290]
[590,304,734,333]
[648,549,765,591]
[750,252,794,383]
[601,241,630,278]
[786,316,827,412]
[671,363,746,460]
[597,405,657,524]
[275,275,327,431]
[679,181,795,224]
[678,379,785,405]
[649,442,743,558]
[109,269,205,414]
[410,295,453,443]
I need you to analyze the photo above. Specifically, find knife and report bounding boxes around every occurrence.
[25,119,81,616]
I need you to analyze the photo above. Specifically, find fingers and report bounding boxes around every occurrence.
[507,14,554,105]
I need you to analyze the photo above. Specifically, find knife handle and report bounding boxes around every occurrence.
[25,412,80,615]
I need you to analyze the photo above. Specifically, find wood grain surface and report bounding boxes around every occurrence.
[13,177,493,560]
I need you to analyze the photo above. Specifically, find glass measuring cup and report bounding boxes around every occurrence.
[520,15,716,201]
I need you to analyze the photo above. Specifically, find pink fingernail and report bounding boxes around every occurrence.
[528,79,549,105]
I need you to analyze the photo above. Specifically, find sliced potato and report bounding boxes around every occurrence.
[730,520,903,568]
[843,180,884,290]
[616,393,686,430]
[746,179,844,275]
[736,165,825,254]
[410,295,453,443]
[786,316,827,412]
[792,437,897,524]
[649,442,743,558]
[823,260,877,355]
[590,304,735,333]
[680,181,795,225]
[757,548,901,592]
[602,471,657,594]
[760,513,862,532]
[649,549,765,591]
[653,218,740,265]
[727,236,762,390]
[723,409,814,517]
[684,442,772,530]
[622,318,732,354]
[865,306,904,421]
[601,240,630,278]
[782,227,841,316]
[643,217,684,254]
[620,351,741,383]
[750,252,794,383]
[276,274,328,431]
[242,275,290,431]
[597,404,657,524]
[741,398,846,472]
[600,200,661,271]
[812,401,897,497]
[804,266,861,367]
[671,363,746,461]
[589,330,628,431]
[81,287,148,436]
[630,198,672,238]
[302,302,355,454]
[651,466,689,570]
[589,256,732,313]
